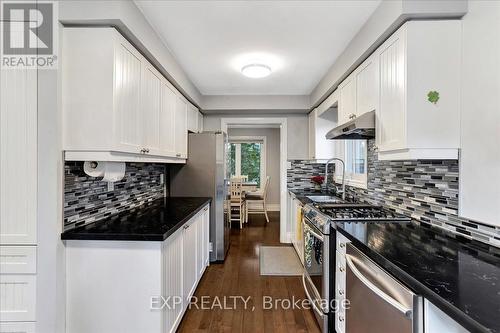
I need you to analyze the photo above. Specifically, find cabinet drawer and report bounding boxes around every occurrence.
[0,275,36,321]
[0,246,36,274]
[0,322,35,333]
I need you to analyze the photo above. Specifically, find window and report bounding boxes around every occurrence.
[228,137,266,187]
[334,140,367,189]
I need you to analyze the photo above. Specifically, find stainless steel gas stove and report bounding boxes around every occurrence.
[301,201,410,332]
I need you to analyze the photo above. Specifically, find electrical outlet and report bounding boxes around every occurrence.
[209,242,213,252]
[107,182,114,192]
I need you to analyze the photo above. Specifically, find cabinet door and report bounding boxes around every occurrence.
[308,110,316,159]
[162,229,184,332]
[204,207,210,266]
[114,38,144,154]
[175,96,188,158]
[160,81,177,157]
[196,213,205,278]
[182,219,197,305]
[424,300,468,333]
[0,275,36,322]
[338,74,356,125]
[0,68,37,244]
[377,27,406,151]
[198,112,204,133]
[142,64,162,155]
[186,104,198,133]
[355,53,379,117]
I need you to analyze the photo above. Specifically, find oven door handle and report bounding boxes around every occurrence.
[345,254,413,317]
[303,220,324,241]
[302,273,325,318]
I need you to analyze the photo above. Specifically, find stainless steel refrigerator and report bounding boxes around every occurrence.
[170,131,230,262]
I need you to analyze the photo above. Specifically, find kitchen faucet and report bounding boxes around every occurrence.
[324,158,346,200]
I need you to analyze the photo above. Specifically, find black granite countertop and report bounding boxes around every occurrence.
[61,197,211,241]
[336,220,500,333]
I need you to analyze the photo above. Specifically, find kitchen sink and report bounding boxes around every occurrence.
[306,195,344,203]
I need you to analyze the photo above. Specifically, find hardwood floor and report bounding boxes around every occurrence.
[177,212,321,333]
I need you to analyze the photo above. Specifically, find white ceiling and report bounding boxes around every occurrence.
[135,0,380,96]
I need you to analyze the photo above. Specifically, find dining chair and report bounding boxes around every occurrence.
[230,178,247,229]
[245,176,270,223]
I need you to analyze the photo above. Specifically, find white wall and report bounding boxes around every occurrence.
[228,128,280,205]
[204,113,309,160]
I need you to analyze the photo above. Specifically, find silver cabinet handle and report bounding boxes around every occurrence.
[140,148,145,154]
[176,153,181,157]
[183,224,190,230]
[339,243,345,248]
[302,273,325,318]
[145,148,150,153]
[204,207,208,211]
[339,266,345,272]
[338,316,344,322]
[338,289,344,296]
[345,254,413,317]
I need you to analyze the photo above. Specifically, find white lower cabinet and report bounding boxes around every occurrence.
[182,215,198,307]
[162,227,184,332]
[0,275,36,322]
[424,300,468,333]
[289,195,304,265]
[65,204,210,333]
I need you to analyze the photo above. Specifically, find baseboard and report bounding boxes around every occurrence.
[267,204,280,211]
[246,203,280,211]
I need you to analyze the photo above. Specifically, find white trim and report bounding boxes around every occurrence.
[334,140,368,190]
[221,117,289,243]
[64,151,187,164]
[229,135,267,189]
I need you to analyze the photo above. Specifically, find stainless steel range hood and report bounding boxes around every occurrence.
[325,110,375,140]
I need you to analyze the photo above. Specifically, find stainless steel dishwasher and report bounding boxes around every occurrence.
[345,243,423,333]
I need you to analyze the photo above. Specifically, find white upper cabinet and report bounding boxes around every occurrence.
[142,63,162,156]
[114,38,144,154]
[377,27,406,152]
[197,111,204,133]
[63,27,188,162]
[160,82,178,157]
[336,52,378,126]
[175,96,188,159]
[376,21,461,160]
[186,103,199,133]
[308,107,337,160]
[354,53,379,117]
[338,73,356,125]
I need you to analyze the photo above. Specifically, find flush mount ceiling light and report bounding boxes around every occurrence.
[241,63,272,78]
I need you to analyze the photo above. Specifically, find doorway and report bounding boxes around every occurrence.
[221,118,288,243]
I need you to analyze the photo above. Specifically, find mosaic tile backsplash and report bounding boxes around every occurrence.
[64,162,165,230]
[287,160,327,190]
[287,141,500,247]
